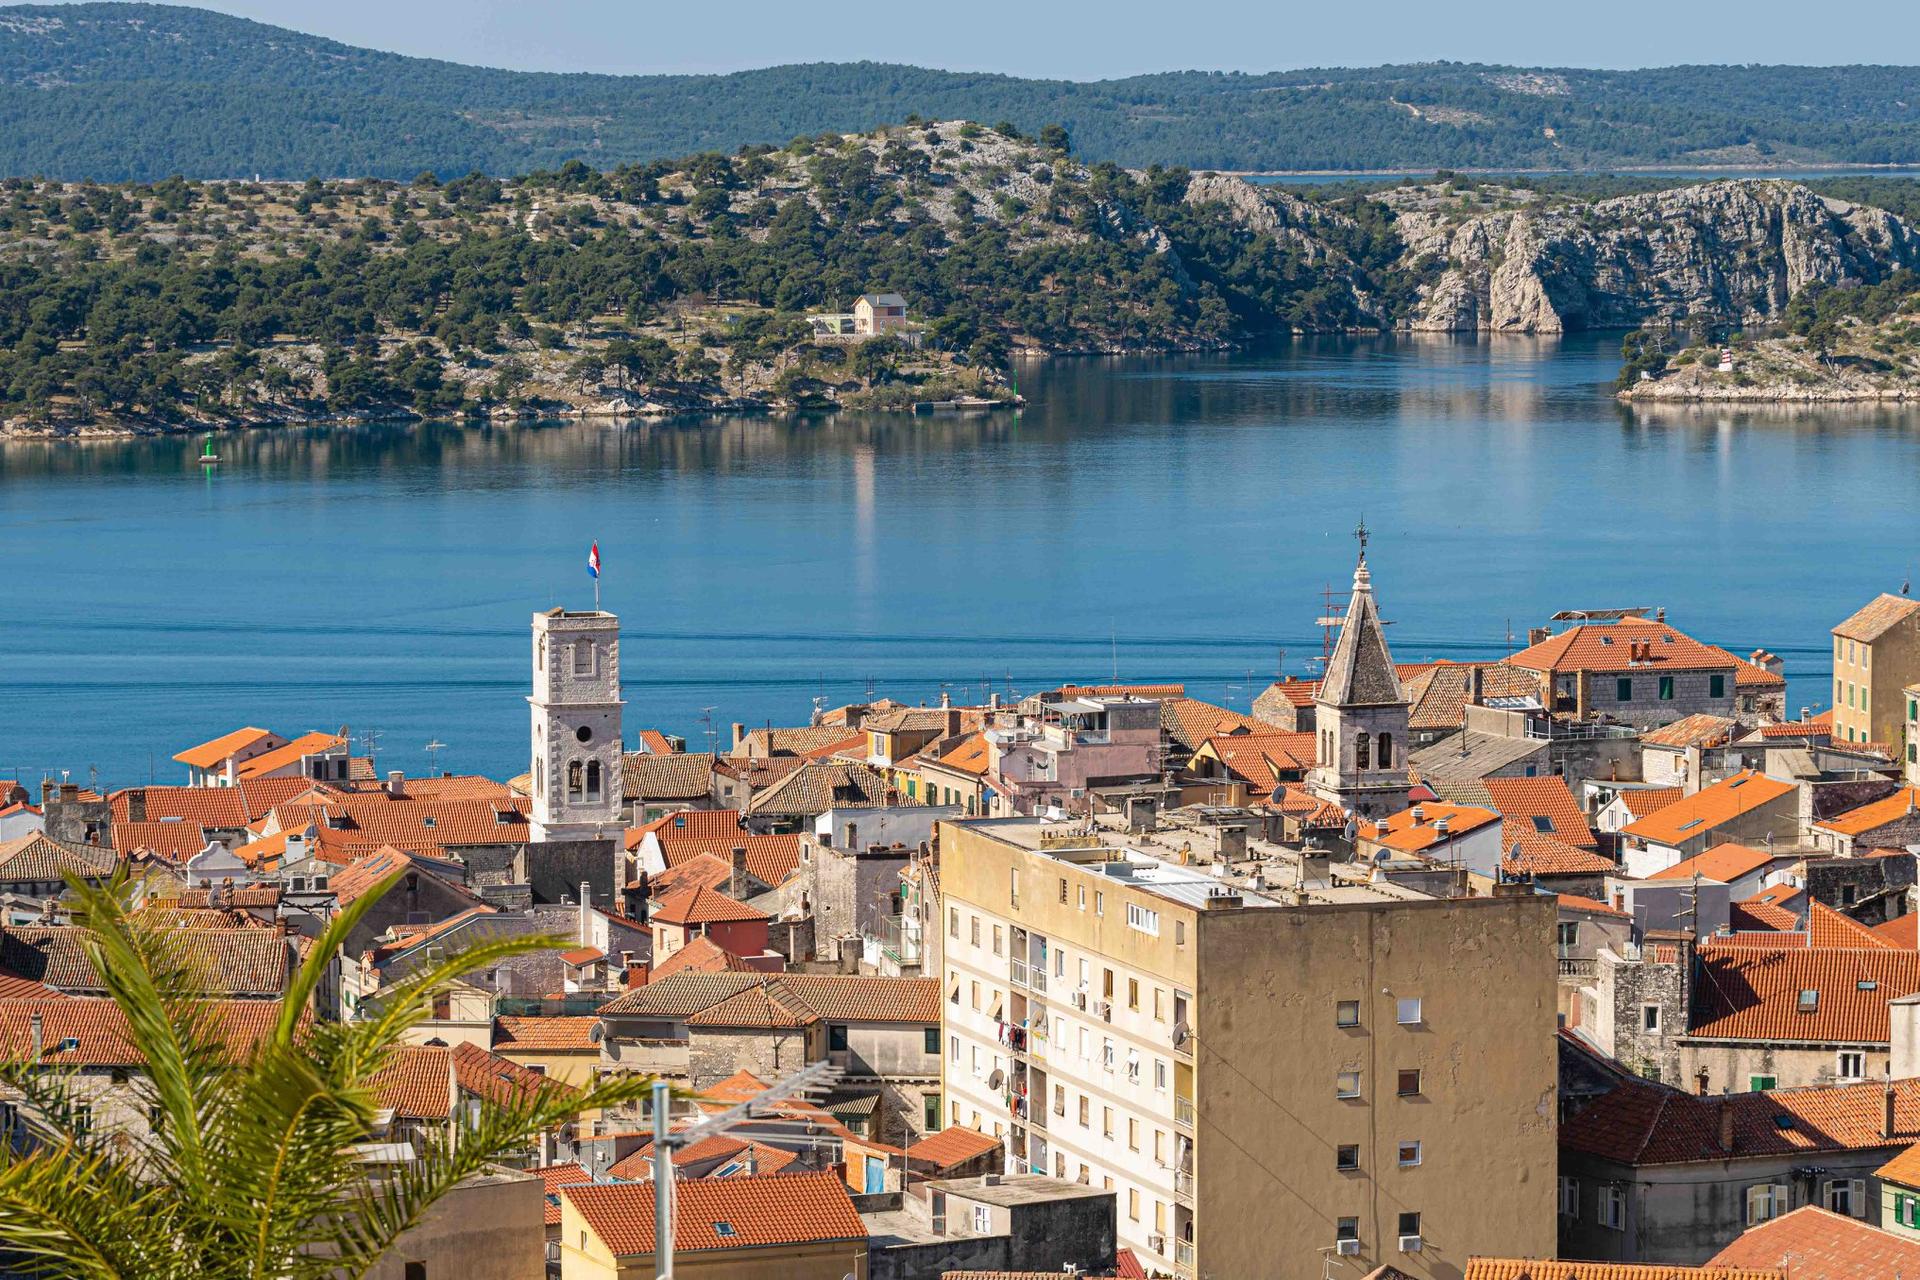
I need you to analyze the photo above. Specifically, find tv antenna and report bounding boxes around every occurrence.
[698,706,719,754]
[423,739,448,772]
[357,728,381,774]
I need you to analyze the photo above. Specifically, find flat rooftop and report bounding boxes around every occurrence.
[929,1173,1113,1206]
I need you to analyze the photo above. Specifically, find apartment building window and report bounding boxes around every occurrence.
[1155,1201,1167,1233]
[1617,677,1632,702]
[1397,1213,1421,1247]
[1154,1130,1165,1162]
[1396,997,1423,1025]
[1103,969,1115,999]
[1102,1038,1116,1071]
[1078,886,1086,909]
[1128,1187,1140,1220]
[1336,999,1360,1028]
[971,917,981,947]
[1826,1178,1867,1217]
[1128,978,1140,1010]
[1078,1096,1090,1127]
[1126,1049,1141,1083]
[1127,903,1159,935]
[1079,959,1090,988]
[1336,1071,1361,1099]
[1336,1144,1360,1171]
[1095,891,1104,916]
[971,982,980,1010]
[1078,1027,1090,1059]
[1056,949,1066,979]
[1336,1217,1359,1244]
[1838,1051,1866,1082]
[1154,1059,1168,1090]
[1059,877,1069,904]
[1746,1183,1790,1225]
[949,908,959,937]
[1154,988,1166,1020]
[991,925,1003,956]
[1659,676,1675,701]
[1398,1069,1423,1097]
[949,1034,959,1062]
[1054,1085,1066,1116]
[1710,674,1726,699]
[1102,1107,1114,1139]
[1398,1141,1422,1166]
[1642,1005,1661,1034]
[1009,868,1019,908]
[972,1204,992,1234]
[1054,1152,1066,1177]
[1128,1117,1139,1150]
[971,1046,981,1073]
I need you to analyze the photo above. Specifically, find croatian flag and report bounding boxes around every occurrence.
[587,542,601,580]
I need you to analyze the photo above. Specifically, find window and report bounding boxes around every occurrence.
[1129,1187,1140,1220]
[1336,999,1361,1027]
[829,1024,849,1051]
[1642,1005,1662,1034]
[1102,1107,1114,1139]
[1078,886,1086,910]
[1617,677,1633,702]
[1379,733,1393,768]
[1838,1051,1866,1082]
[1356,732,1371,770]
[949,1034,959,1061]
[1336,1144,1360,1170]
[925,1093,941,1132]
[1399,1141,1422,1166]
[1398,1069,1423,1097]
[1601,1185,1627,1230]
[971,916,981,947]
[572,640,594,675]
[949,908,959,938]
[970,981,980,1010]
[1842,883,1858,906]
[1397,1212,1420,1245]
[1897,1192,1920,1229]
[1154,1129,1166,1162]
[1128,978,1140,1010]
[1826,1178,1867,1218]
[1102,1038,1116,1071]
[1128,1117,1139,1150]
[1095,891,1104,916]
[1103,969,1115,999]
[972,1204,992,1235]
[926,1027,940,1055]
[991,925,1002,956]
[1749,1075,1777,1092]
[1336,1071,1361,1099]
[1127,903,1160,935]
[1336,1217,1359,1244]
[1559,1176,1579,1218]
[404,1263,425,1280]
[1710,674,1726,699]
[1009,868,1018,907]
[1154,988,1166,1020]
[1154,1059,1169,1090]
[1659,675,1675,700]
[1746,1183,1790,1225]
[1396,997,1423,1026]
[1557,921,1580,953]
[1053,1084,1066,1116]
[1059,877,1069,904]
[1078,1096,1089,1127]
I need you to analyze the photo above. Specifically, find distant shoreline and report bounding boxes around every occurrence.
[1234,163,1920,179]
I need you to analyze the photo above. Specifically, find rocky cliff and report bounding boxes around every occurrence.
[1387,181,1920,333]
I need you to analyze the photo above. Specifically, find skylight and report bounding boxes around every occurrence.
[1531,816,1555,833]
[713,1222,736,1238]
[1797,989,1819,1012]
[1678,819,1705,832]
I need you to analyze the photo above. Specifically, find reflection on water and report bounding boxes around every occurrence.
[3,332,1917,785]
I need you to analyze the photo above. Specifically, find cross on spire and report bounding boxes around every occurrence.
[1354,518,1371,563]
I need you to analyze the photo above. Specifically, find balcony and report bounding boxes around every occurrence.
[1558,957,1595,978]
[877,913,922,965]
[1174,1095,1195,1130]
[1174,1238,1195,1276]
[1173,1169,1194,1206]
[1011,959,1030,989]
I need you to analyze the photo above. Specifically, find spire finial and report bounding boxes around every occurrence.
[1354,518,1370,564]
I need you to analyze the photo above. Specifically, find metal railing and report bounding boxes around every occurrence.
[1174,1170,1195,1203]
[1174,1239,1196,1274]
[1011,959,1030,988]
[1174,1095,1195,1129]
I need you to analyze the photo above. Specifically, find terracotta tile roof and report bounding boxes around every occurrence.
[731,726,860,759]
[1267,784,1347,828]
[906,1125,1004,1169]
[1465,1262,1780,1280]
[174,727,277,769]
[534,1162,592,1225]
[328,845,416,905]
[262,794,530,859]
[236,732,346,780]
[1834,593,1920,643]
[928,733,991,778]
[0,996,285,1066]
[1619,787,1686,819]
[1873,915,1920,949]
[745,761,899,818]
[0,832,116,883]
[1558,893,1630,918]
[493,1015,602,1052]
[112,820,211,863]
[1691,942,1920,1042]
[1815,787,1920,838]
[1642,714,1740,749]
[1260,677,1320,709]
[1404,663,1543,731]
[865,708,954,735]
[1483,776,1597,849]
[349,774,514,801]
[651,886,771,927]
[1732,658,1789,691]
[652,853,734,896]
[1877,1141,1920,1186]
[1622,772,1794,847]
[1731,901,1802,933]
[1159,698,1282,752]
[173,885,282,910]
[684,983,815,1029]
[564,1171,865,1256]
[774,974,940,1023]
[601,972,771,1019]
[1502,832,1616,877]
[1650,842,1780,883]
[1759,715,1832,739]
[112,787,253,830]
[623,752,716,801]
[1709,1204,1920,1280]
[1195,731,1318,789]
[368,906,499,964]
[635,730,676,755]
[1562,1075,1920,1165]
[636,810,747,842]
[1368,802,1500,853]
[655,833,803,890]
[1056,683,1186,700]
[0,924,289,996]
[649,935,756,979]
[606,1134,797,1180]
[1506,618,1741,675]
[372,1042,567,1120]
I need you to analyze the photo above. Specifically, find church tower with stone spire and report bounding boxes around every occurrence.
[1307,528,1411,819]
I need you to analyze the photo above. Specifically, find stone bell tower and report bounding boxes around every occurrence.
[529,608,626,842]
[1307,525,1411,820]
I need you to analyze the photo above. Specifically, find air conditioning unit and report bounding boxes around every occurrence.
[1399,1235,1424,1253]
[1147,1233,1166,1253]
[1071,991,1089,1011]
[1095,1000,1113,1021]
[1335,1239,1361,1257]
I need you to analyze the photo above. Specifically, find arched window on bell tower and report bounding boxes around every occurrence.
[567,759,584,798]
[1378,733,1394,769]
[1355,732,1371,771]
[585,760,602,801]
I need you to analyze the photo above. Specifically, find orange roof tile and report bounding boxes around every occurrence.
[0,996,285,1066]
[1873,914,1920,949]
[534,1162,592,1225]
[1816,787,1920,838]
[563,1171,866,1256]
[635,730,676,754]
[906,1126,1004,1169]
[1691,940,1920,1042]
[648,935,756,980]
[493,1016,603,1052]
[109,786,250,828]
[1760,714,1832,739]
[1709,1204,1920,1280]
[1195,731,1317,790]
[650,886,771,927]
[1834,594,1920,643]
[1369,802,1499,853]
[111,820,209,863]
[1619,787,1686,819]
[1465,1262,1779,1280]
[1733,658,1788,690]
[928,733,991,778]
[658,834,803,890]
[1507,618,1742,675]
[606,1134,797,1180]
[372,1041,565,1119]
[1503,832,1616,877]
[1563,1075,1920,1165]
[235,732,346,780]
[173,727,276,770]
[1482,776,1597,849]
[773,974,941,1023]
[1877,1141,1920,1187]
[1642,714,1739,750]
[1558,893,1630,918]
[1650,842,1780,883]
[652,853,734,896]
[1621,772,1794,847]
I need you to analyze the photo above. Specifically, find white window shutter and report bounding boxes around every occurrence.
[1851,1179,1868,1218]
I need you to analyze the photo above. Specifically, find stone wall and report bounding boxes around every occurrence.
[523,836,621,906]
[686,1024,817,1088]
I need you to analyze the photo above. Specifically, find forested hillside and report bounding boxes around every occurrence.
[6,4,1920,179]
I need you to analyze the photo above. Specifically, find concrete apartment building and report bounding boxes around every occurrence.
[937,816,1558,1280]
[1832,593,1920,748]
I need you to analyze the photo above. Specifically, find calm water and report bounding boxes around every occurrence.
[2,332,1915,788]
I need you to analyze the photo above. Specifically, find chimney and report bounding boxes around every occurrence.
[1411,805,1427,826]
[946,707,962,739]
[940,689,951,710]
[578,882,591,945]
[1467,665,1484,707]
[1886,1077,1899,1141]
[730,845,749,898]
[1656,606,1667,624]
[731,723,747,752]
[988,693,1002,711]
[387,770,405,798]
[28,1010,42,1061]
[127,788,147,823]
[1528,627,1550,647]
[1718,1098,1735,1153]
[1695,1068,1710,1097]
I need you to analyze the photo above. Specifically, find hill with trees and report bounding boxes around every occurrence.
[7,5,1920,179]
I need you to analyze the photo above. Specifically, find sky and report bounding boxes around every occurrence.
[55,0,1920,79]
